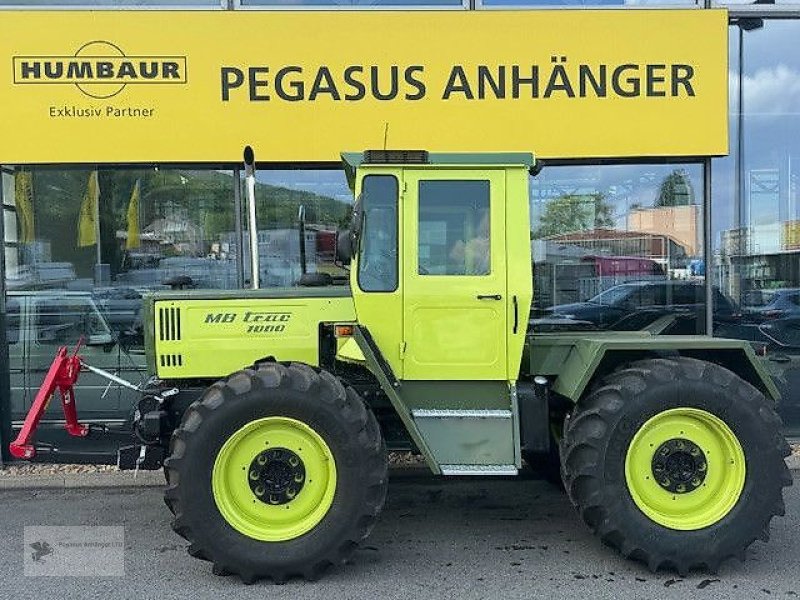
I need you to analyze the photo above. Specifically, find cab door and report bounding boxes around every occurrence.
[402,169,507,380]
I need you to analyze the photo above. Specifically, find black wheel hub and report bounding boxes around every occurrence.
[651,438,707,494]
[248,448,306,505]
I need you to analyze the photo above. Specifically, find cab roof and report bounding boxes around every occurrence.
[341,150,536,190]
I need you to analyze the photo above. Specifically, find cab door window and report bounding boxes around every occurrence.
[417,180,490,276]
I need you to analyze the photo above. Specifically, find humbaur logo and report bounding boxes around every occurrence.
[13,41,187,99]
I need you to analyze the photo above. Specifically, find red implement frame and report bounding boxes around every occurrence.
[9,340,89,460]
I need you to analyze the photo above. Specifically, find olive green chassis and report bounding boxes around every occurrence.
[144,303,778,478]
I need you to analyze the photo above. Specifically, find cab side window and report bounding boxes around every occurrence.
[418,180,490,276]
[357,175,399,293]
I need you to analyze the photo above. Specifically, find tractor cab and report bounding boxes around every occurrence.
[340,150,535,383]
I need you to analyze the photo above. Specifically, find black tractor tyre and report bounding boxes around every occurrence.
[560,357,792,575]
[163,362,388,583]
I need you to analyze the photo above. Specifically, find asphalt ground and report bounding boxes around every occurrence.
[1,472,798,600]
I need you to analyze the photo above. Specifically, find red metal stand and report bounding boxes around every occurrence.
[9,341,89,460]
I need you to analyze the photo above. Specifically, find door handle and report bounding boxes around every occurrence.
[477,294,502,300]
[513,295,519,334]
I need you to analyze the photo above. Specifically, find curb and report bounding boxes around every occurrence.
[0,470,165,491]
[2,457,798,491]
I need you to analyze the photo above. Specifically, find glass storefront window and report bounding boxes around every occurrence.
[239,0,463,6]
[530,162,708,335]
[712,19,800,436]
[248,169,352,287]
[1,166,240,425]
[478,0,696,7]
[0,1,220,6]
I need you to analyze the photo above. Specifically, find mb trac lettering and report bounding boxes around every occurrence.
[204,311,292,334]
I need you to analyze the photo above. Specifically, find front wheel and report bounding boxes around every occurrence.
[163,362,388,583]
[561,357,792,574]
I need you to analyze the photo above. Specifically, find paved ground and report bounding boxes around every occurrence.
[1,472,799,600]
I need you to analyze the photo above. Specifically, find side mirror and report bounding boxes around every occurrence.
[336,230,354,264]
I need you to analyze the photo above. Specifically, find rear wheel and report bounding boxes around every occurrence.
[561,357,791,574]
[163,362,388,583]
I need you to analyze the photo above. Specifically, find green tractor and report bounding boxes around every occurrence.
[135,150,790,582]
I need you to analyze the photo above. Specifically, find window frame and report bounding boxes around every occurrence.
[356,173,400,294]
[416,178,492,278]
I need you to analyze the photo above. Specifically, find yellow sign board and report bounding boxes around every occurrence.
[0,9,728,164]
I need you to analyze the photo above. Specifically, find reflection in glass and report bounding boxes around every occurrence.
[712,20,800,436]
[247,169,352,288]
[0,0,218,5]
[241,0,462,5]
[357,175,398,292]
[530,163,707,335]
[479,0,694,6]
[418,180,491,277]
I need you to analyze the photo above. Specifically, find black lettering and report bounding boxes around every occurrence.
[371,66,399,101]
[404,66,426,100]
[66,61,92,80]
[646,64,666,97]
[221,67,244,101]
[442,66,473,100]
[579,64,606,98]
[511,65,538,99]
[20,61,40,79]
[275,66,304,101]
[44,62,63,79]
[117,61,137,79]
[309,66,341,101]
[162,62,180,79]
[544,64,575,98]
[249,67,270,101]
[477,65,505,100]
[139,61,159,79]
[612,64,640,98]
[96,62,113,79]
[672,64,695,97]
[343,66,366,101]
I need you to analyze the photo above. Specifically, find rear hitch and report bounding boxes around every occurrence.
[8,340,176,462]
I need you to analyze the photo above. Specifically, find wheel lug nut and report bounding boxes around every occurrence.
[254,486,265,497]
[289,456,299,467]
[294,473,304,482]
[249,470,260,480]
[257,455,267,466]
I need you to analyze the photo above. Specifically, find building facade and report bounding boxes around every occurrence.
[1,1,799,460]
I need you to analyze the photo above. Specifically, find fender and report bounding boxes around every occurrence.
[526,332,780,403]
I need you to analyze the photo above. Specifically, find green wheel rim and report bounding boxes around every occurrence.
[624,407,746,531]
[212,417,337,542]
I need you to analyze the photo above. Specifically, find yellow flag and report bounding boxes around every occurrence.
[14,170,35,243]
[77,170,99,247]
[126,179,141,250]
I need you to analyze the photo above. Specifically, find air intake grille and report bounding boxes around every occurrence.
[158,306,182,341]
[159,354,184,368]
